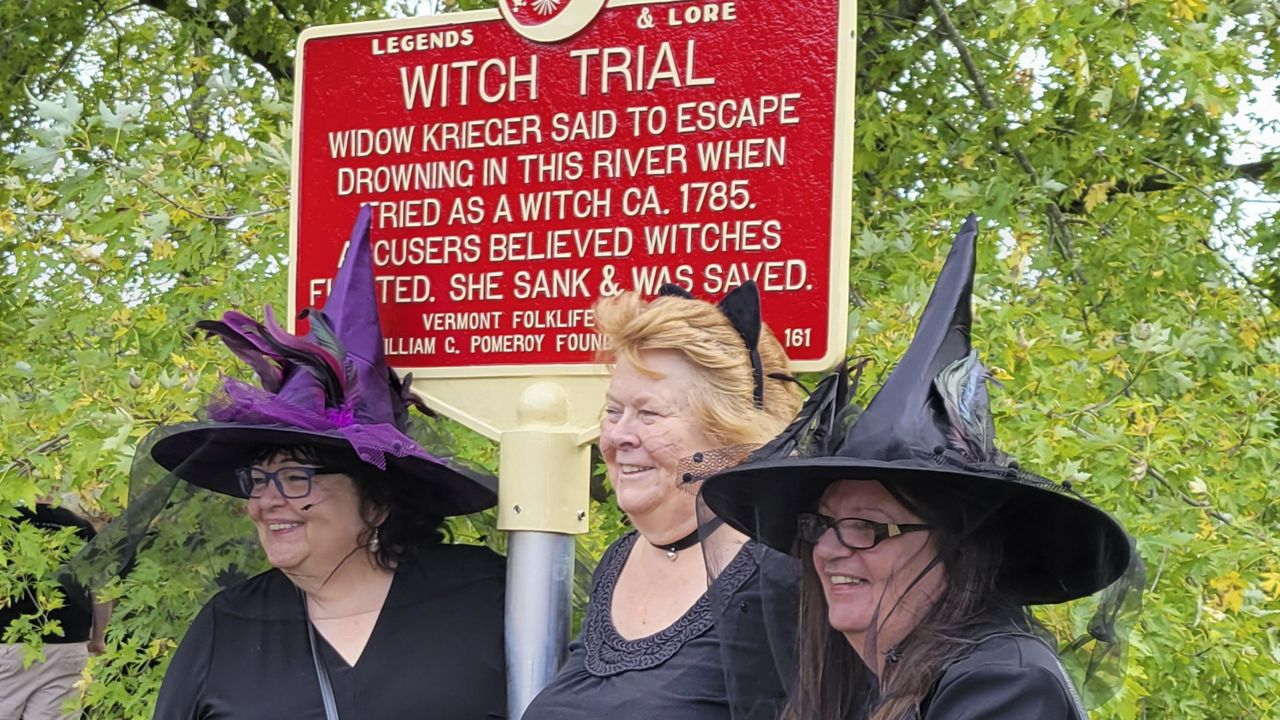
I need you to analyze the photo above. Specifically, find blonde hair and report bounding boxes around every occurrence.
[594,291,800,446]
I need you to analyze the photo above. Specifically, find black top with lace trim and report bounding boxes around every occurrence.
[584,532,754,675]
[522,532,792,720]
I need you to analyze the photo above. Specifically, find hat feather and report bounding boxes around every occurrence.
[259,305,348,406]
[753,360,858,460]
[933,349,1008,466]
[194,311,284,392]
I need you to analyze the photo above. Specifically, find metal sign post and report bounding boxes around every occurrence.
[499,382,588,715]
[288,0,856,714]
[418,375,602,717]
[415,376,600,716]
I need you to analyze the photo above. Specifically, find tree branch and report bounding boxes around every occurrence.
[2,433,70,479]
[856,0,933,97]
[1233,158,1278,183]
[1062,156,1279,214]
[138,0,294,83]
[1146,466,1267,543]
[859,0,931,49]
[137,177,284,223]
[267,0,299,26]
[1056,154,1273,296]
[1071,426,1270,544]
[926,0,1086,283]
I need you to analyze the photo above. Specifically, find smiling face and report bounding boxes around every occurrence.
[600,351,715,532]
[812,480,946,660]
[245,451,372,579]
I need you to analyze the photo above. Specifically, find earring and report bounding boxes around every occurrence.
[370,526,382,553]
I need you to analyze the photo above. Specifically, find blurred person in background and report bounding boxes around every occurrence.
[1,495,111,720]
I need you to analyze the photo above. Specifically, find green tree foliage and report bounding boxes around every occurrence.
[1,0,1277,717]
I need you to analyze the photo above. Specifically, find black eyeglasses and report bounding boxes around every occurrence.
[797,513,930,550]
[235,466,338,499]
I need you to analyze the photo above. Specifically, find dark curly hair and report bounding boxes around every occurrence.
[249,444,446,571]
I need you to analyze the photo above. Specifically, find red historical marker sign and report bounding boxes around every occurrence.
[289,0,854,376]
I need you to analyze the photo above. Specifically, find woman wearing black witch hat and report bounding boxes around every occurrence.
[700,216,1140,719]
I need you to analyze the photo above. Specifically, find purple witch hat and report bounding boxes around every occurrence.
[150,206,497,516]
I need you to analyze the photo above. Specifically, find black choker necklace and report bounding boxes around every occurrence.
[650,528,701,561]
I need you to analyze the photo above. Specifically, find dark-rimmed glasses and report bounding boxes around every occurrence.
[235,466,338,499]
[797,513,930,550]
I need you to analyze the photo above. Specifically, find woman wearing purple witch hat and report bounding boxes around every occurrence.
[151,208,504,719]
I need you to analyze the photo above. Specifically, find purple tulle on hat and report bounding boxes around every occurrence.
[324,406,357,428]
[206,377,440,471]
[148,206,498,512]
[191,205,446,471]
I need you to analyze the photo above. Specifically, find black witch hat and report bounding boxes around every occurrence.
[700,215,1131,604]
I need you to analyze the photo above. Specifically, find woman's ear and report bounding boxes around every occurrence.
[365,503,390,527]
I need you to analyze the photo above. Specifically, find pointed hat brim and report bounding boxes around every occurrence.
[150,423,498,517]
[700,453,1130,605]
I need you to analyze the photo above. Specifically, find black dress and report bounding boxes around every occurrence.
[917,613,1088,720]
[522,532,797,720]
[153,543,506,720]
